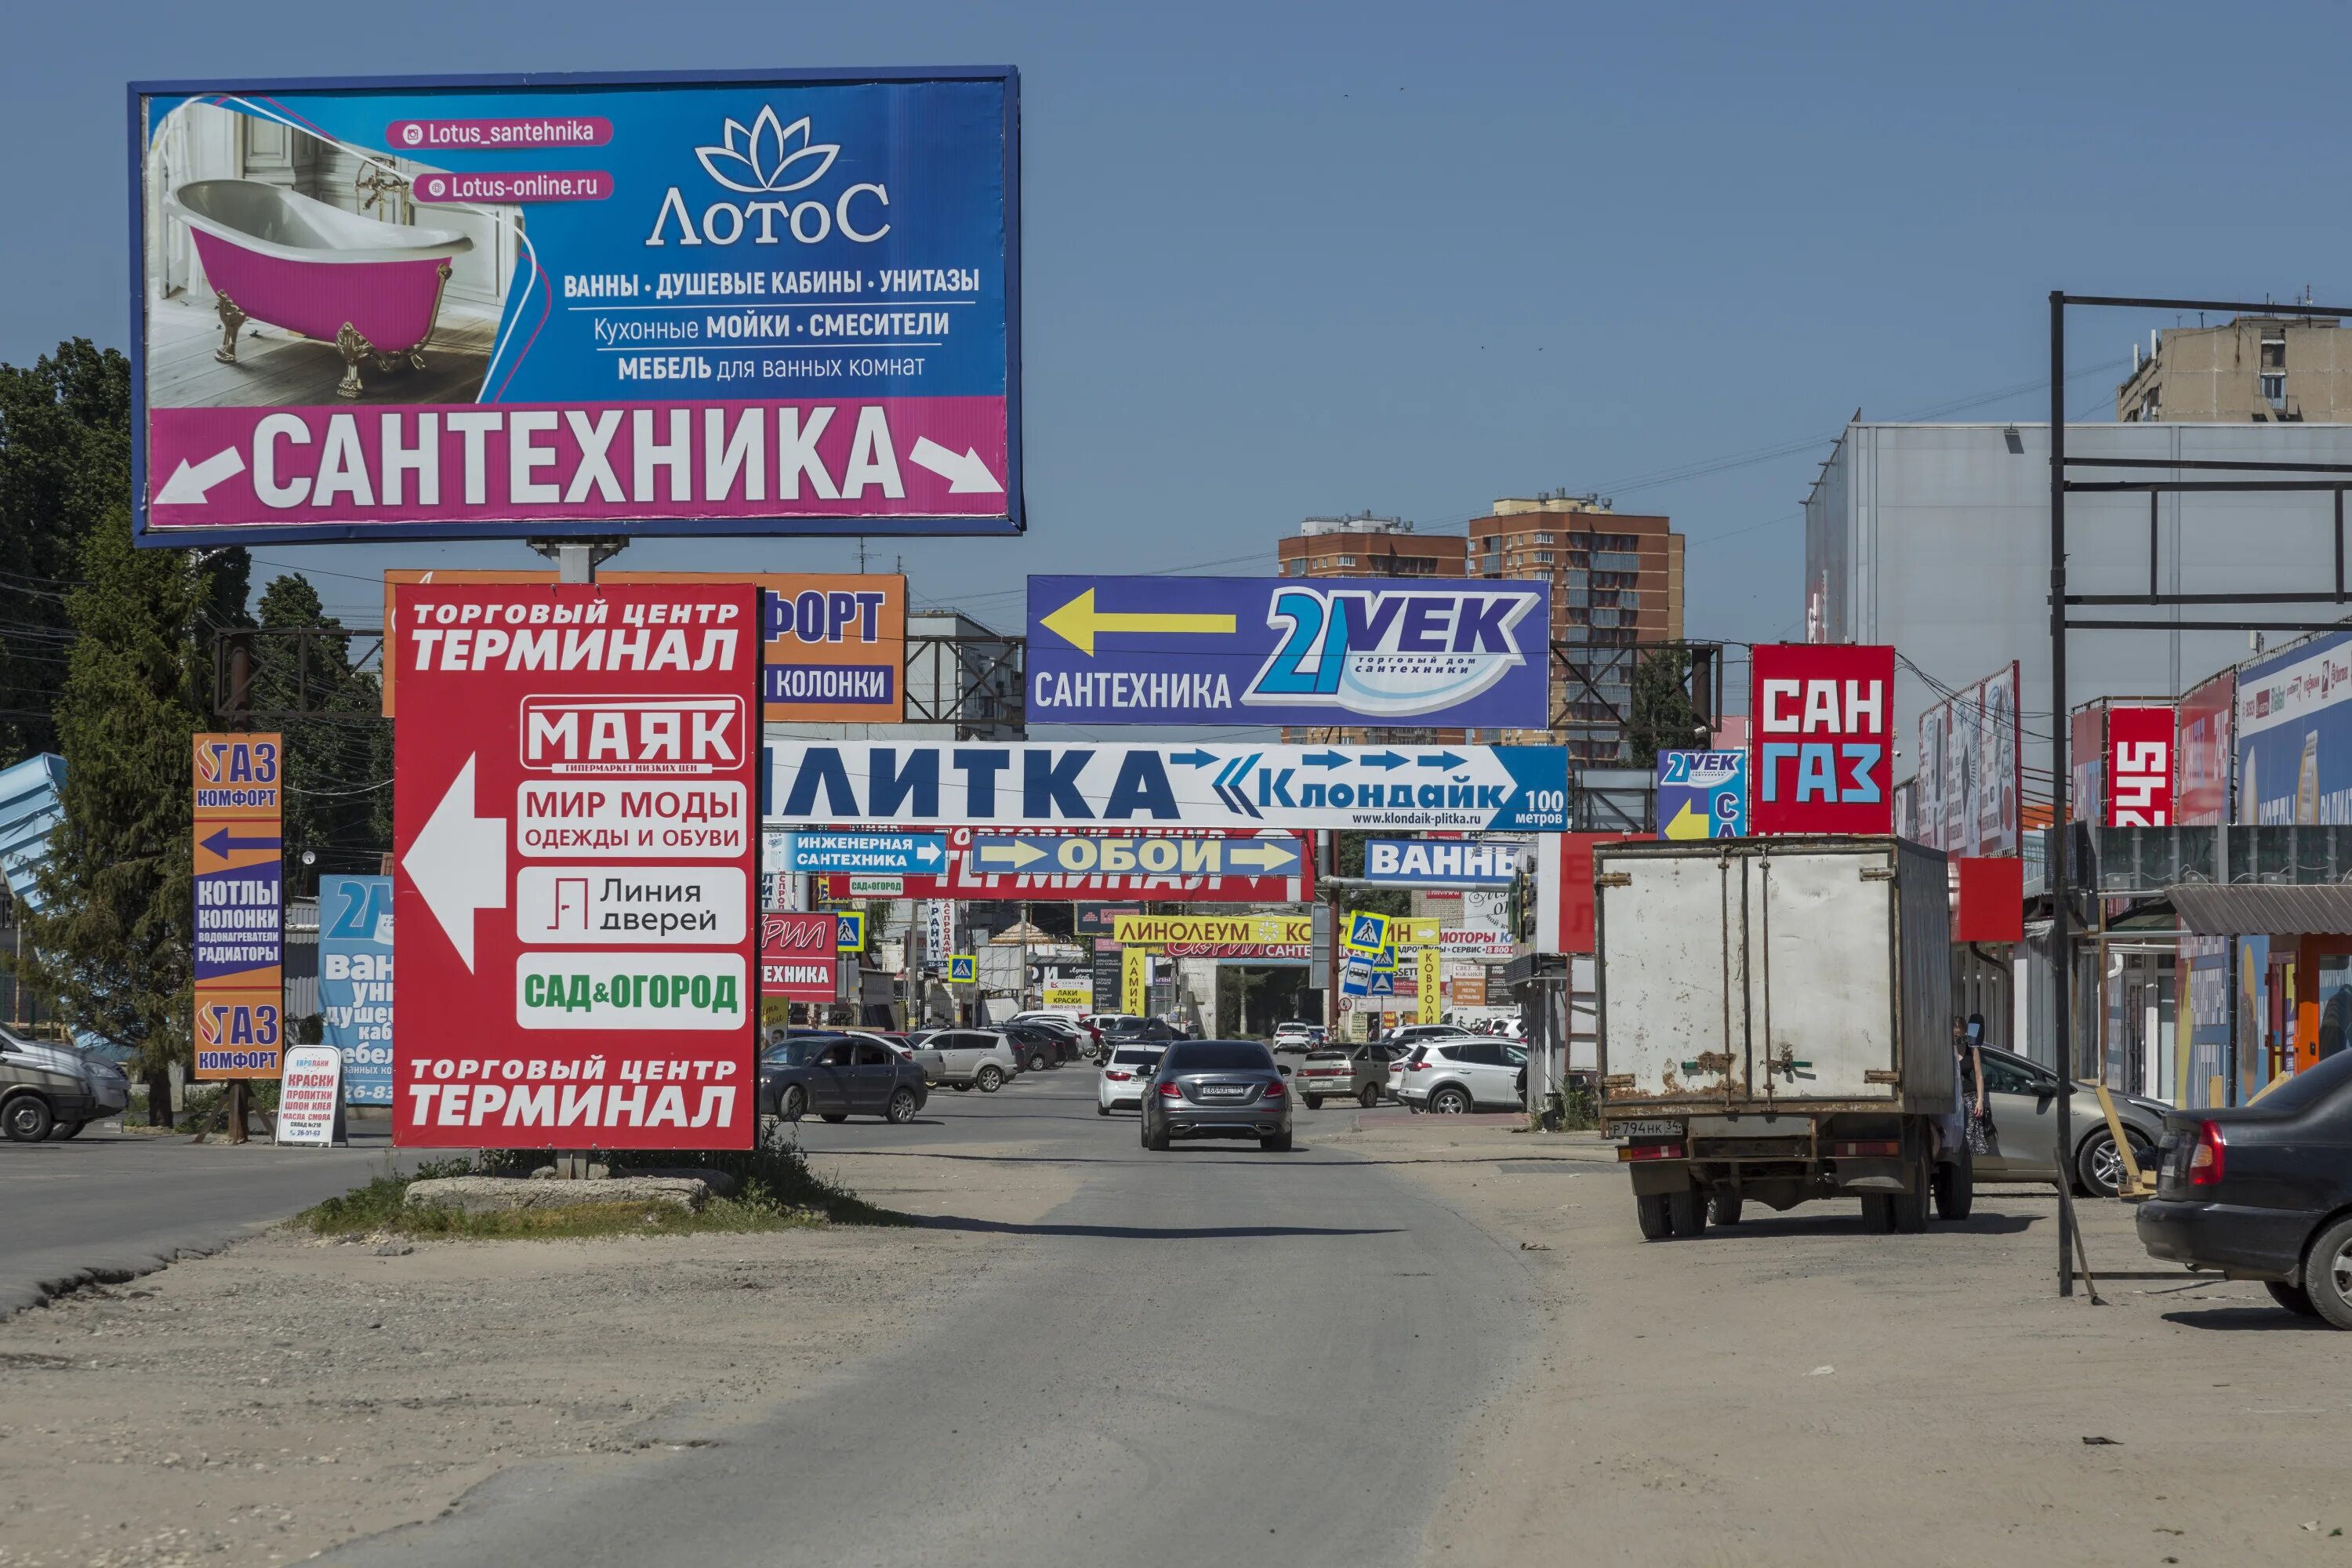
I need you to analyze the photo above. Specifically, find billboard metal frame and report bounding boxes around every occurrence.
[125,66,1024,547]
[2049,288,2352,1298]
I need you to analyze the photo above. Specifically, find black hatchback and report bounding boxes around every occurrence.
[2137,1050,2352,1325]
[757,1034,929,1125]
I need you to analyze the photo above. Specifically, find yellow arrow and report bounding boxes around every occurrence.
[978,840,1047,867]
[1040,589,1236,657]
[1227,840,1297,870]
[1663,800,1711,840]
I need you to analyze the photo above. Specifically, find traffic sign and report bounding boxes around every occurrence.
[768,742,1570,832]
[969,832,1301,877]
[949,953,977,984]
[836,913,867,952]
[1342,912,1392,956]
[777,832,946,874]
[1657,750,1749,840]
[392,583,759,1150]
[1025,576,1551,728]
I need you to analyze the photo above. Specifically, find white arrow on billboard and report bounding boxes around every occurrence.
[401,753,506,972]
[154,447,245,505]
[909,437,1004,494]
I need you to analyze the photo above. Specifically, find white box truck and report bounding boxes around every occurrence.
[1595,837,1965,1238]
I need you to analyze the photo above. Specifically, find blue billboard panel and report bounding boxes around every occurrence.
[1025,576,1549,728]
[1361,837,1519,885]
[132,69,1019,546]
[777,831,946,873]
[1657,750,1748,839]
[2234,631,2352,825]
[320,876,394,1106]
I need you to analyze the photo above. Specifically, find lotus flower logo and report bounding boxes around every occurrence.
[696,107,840,195]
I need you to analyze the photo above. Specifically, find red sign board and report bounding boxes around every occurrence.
[1751,644,1895,835]
[393,583,760,1149]
[1952,856,2025,943]
[760,913,840,1002]
[2105,706,2176,826]
[2176,673,2234,826]
[822,826,1314,902]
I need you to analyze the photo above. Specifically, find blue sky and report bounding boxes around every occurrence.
[6,0,2347,664]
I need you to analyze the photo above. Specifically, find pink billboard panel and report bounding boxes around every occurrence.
[2175,670,2234,826]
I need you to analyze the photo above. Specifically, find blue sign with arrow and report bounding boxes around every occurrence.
[1025,575,1551,728]
[969,833,1301,877]
[777,832,947,874]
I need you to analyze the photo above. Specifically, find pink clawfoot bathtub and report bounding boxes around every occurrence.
[165,179,474,398]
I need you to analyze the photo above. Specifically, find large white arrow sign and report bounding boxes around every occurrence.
[908,437,1004,494]
[154,447,245,506]
[401,753,507,971]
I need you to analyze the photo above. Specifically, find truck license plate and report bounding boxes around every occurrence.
[1611,1119,1683,1138]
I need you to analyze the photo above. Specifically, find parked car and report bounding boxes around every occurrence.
[757,1034,929,1124]
[1096,1044,1166,1115]
[1102,1016,1181,1044]
[1008,1012,1098,1059]
[1396,1038,1526,1114]
[1140,1040,1294,1152]
[2137,1048,2352,1326]
[1271,1021,1327,1054]
[1971,1044,2171,1197]
[904,1028,1018,1092]
[1002,1022,1079,1071]
[1296,1043,1394,1109]
[0,1030,129,1142]
[1384,1023,1475,1049]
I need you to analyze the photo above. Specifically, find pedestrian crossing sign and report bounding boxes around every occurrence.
[1343,911,1391,956]
[948,954,976,984]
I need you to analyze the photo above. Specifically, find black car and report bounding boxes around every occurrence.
[1103,1017,1181,1044]
[1001,1021,1077,1071]
[757,1034,929,1125]
[2137,1050,2352,1326]
[1140,1039,1294,1152]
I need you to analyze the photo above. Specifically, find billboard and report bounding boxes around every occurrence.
[2105,706,2176,827]
[132,69,1019,546]
[1025,576,1548,728]
[1911,662,2020,856]
[821,827,1311,903]
[759,911,838,1002]
[2234,631,2352,825]
[192,732,284,1080]
[1111,913,1311,947]
[320,875,394,1105]
[392,583,758,1149]
[383,570,905,721]
[767,742,1570,832]
[1360,837,1520,885]
[1655,750,1747,840]
[2176,670,2234,826]
[1750,644,1893,835]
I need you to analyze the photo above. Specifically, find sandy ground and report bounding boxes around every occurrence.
[1327,1116,2352,1568]
[0,1138,1076,1568]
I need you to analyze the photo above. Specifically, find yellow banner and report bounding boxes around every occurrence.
[1112,913,1312,946]
[1122,949,1149,1014]
[1417,947,1442,1025]
[1042,984,1091,1008]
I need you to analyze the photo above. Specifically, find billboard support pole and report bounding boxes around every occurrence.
[532,539,627,586]
[223,643,253,1146]
[2049,290,2073,1298]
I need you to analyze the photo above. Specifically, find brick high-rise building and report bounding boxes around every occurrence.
[1465,493,1684,759]
[1273,515,1468,744]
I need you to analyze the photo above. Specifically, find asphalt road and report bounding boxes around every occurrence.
[0,1121,435,1317]
[332,1068,1540,1568]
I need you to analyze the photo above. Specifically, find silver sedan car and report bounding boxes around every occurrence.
[1140,1040,1294,1152]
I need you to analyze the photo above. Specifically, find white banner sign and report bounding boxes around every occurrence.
[274,1044,342,1146]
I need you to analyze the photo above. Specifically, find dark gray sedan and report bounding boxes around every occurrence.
[757,1034,928,1125]
[1140,1040,1294,1152]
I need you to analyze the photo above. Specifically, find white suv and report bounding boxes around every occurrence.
[906,1029,1019,1093]
[1396,1037,1527,1114]
[1096,1044,1166,1115]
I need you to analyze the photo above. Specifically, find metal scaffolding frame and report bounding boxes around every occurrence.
[1552,639,1722,764]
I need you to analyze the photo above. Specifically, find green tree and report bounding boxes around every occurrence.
[1625,647,1708,769]
[0,339,132,759]
[17,517,248,1118]
[251,575,391,896]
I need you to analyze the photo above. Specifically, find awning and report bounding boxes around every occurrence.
[2167,882,2352,936]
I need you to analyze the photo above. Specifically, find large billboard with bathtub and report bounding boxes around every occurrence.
[128,68,1021,545]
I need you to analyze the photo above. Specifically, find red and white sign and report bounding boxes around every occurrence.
[2106,706,2176,826]
[1751,644,1895,836]
[760,912,839,1002]
[393,583,760,1149]
[822,826,1314,902]
[274,1044,343,1147]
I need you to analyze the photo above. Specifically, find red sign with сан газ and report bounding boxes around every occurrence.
[393,583,759,1149]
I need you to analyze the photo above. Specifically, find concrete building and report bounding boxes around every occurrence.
[2116,313,2352,423]
[1804,419,2352,793]
[1275,516,1468,744]
[1465,493,1685,760]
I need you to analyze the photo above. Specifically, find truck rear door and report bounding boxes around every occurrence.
[1753,847,1896,1101]
[1600,851,1750,1100]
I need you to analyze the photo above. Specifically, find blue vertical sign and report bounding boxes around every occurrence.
[1657,750,1748,839]
[321,877,394,1105]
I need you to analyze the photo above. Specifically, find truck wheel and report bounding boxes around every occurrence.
[1635,1191,1675,1240]
[2301,1215,2352,1330]
[1933,1148,1974,1222]
[1858,1193,1894,1232]
[1708,1191,1743,1227]
[1359,1083,1381,1109]
[1667,1185,1706,1238]
[1889,1155,1930,1233]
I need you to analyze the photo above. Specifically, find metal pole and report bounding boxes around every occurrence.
[2049,291,2074,1297]
[224,641,254,1146]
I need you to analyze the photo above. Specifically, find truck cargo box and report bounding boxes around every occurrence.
[1595,837,1953,1116]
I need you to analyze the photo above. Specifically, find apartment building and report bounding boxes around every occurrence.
[2117,313,2352,423]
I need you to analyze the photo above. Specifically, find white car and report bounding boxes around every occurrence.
[1394,1037,1527,1114]
[1271,1021,1326,1053]
[905,1028,1019,1092]
[1096,1044,1166,1115]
